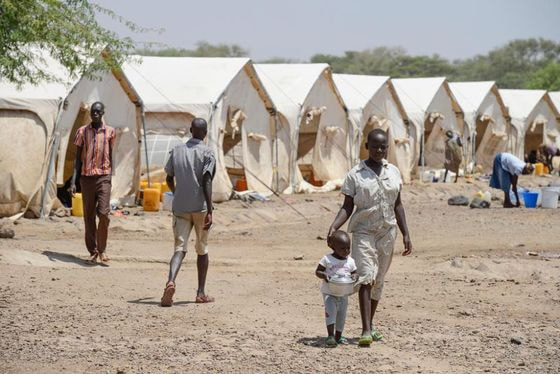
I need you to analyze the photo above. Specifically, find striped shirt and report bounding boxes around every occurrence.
[73,123,116,176]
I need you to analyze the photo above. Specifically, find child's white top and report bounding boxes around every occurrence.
[319,254,357,294]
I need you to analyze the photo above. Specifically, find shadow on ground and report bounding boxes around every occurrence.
[128,297,195,306]
[297,336,361,348]
[42,251,92,267]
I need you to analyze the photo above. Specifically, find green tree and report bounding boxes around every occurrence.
[525,61,560,91]
[0,0,146,86]
[454,38,560,87]
[135,41,249,58]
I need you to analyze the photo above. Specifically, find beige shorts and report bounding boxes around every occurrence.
[352,226,396,301]
[173,212,209,255]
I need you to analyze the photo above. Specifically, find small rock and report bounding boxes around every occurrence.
[526,251,538,256]
[510,337,522,345]
[293,255,304,260]
[450,257,463,268]
[518,361,525,367]
[316,235,326,240]
[0,227,15,239]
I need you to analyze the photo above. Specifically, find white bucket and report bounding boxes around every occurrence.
[162,192,173,211]
[541,188,559,209]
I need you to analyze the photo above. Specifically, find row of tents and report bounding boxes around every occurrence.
[2,54,560,218]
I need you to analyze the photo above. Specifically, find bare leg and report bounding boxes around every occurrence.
[503,191,514,208]
[167,251,186,286]
[326,324,334,337]
[359,284,372,335]
[196,254,209,297]
[369,299,380,326]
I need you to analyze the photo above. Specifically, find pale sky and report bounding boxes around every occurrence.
[95,0,560,61]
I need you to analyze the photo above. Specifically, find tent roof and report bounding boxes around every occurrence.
[254,63,337,108]
[123,56,273,112]
[449,81,497,113]
[333,74,390,109]
[391,77,449,114]
[0,53,73,105]
[499,89,547,120]
[548,91,560,118]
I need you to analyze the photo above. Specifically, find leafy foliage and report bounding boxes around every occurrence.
[0,0,147,86]
[135,41,248,58]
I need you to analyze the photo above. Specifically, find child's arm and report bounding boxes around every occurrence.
[350,269,358,282]
[315,264,329,282]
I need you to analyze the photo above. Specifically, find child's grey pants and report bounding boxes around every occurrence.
[323,293,348,332]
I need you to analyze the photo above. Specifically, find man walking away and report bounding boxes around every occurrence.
[161,118,216,307]
[69,102,116,266]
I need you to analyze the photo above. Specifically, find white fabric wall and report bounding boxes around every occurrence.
[212,68,274,198]
[423,85,463,167]
[298,75,349,187]
[474,92,509,172]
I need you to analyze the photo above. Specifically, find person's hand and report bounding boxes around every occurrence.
[67,183,76,197]
[324,275,330,283]
[203,212,213,230]
[327,226,335,246]
[351,273,359,282]
[402,234,413,256]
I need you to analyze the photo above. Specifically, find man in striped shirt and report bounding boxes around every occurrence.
[69,102,116,265]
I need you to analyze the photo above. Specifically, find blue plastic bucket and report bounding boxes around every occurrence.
[522,191,539,208]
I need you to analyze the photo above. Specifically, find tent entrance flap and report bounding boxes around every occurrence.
[223,108,246,189]
[63,106,89,184]
[524,122,545,157]
[297,107,322,186]
[475,117,492,151]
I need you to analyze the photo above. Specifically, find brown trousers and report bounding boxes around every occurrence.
[80,175,111,255]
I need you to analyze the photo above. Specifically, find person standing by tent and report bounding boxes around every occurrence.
[160,118,216,307]
[489,152,534,208]
[443,130,462,183]
[327,128,413,347]
[69,102,116,266]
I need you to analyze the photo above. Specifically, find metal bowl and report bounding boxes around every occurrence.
[327,275,355,296]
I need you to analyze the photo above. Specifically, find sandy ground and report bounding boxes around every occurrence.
[1,175,559,373]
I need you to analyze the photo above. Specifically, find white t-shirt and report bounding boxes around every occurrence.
[500,152,525,176]
[319,254,357,294]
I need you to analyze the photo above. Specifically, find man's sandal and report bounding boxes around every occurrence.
[85,252,98,265]
[160,283,175,307]
[195,294,215,303]
[98,254,110,267]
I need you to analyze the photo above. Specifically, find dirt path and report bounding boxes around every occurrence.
[1,177,559,373]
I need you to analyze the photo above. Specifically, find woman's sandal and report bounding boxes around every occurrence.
[358,334,373,347]
[160,283,175,307]
[371,329,383,341]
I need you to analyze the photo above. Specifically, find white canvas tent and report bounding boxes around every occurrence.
[254,64,350,193]
[0,54,73,217]
[449,82,510,172]
[122,57,276,201]
[333,74,414,183]
[548,91,560,124]
[499,89,560,160]
[392,77,464,172]
[55,69,143,203]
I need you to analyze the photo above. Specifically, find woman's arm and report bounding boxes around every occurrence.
[394,191,413,256]
[328,195,355,239]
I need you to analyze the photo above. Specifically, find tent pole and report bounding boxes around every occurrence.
[140,103,150,187]
[275,113,279,193]
[40,98,65,218]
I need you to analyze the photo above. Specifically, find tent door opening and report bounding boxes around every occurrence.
[58,106,88,208]
[223,108,246,191]
[524,122,545,159]
[298,107,322,186]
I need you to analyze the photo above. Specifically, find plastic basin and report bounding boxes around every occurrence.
[522,191,539,208]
